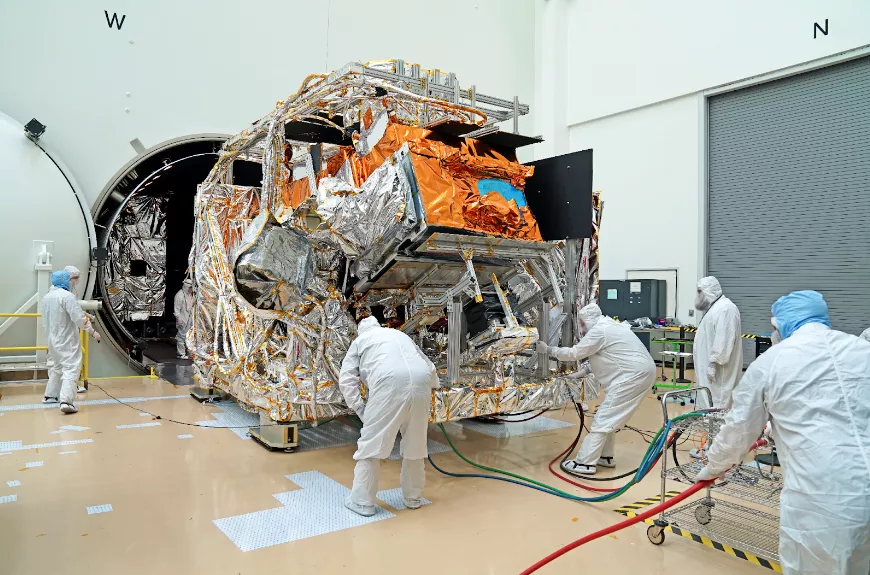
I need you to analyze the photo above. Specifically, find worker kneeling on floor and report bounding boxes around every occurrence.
[42,269,101,414]
[537,303,656,476]
[339,316,440,516]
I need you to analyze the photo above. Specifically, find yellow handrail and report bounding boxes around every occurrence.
[0,345,48,351]
[0,313,41,317]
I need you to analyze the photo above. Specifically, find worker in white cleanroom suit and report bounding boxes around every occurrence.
[692,276,743,411]
[173,279,194,359]
[339,316,440,516]
[537,303,656,476]
[697,291,870,575]
[62,265,90,394]
[42,270,101,414]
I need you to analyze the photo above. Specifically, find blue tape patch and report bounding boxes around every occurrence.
[477,179,528,207]
[87,504,113,515]
[214,471,394,552]
[195,401,258,440]
[177,434,193,439]
[25,461,43,468]
[376,488,432,510]
[7,480,21,487]
[0,439,92,452]
[58,451,77,455]
[50,425,89,434]
[116,422,161,429]
[0,495,17,505]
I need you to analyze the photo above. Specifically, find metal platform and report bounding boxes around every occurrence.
[249,423,299,452]
[190,386,231,403]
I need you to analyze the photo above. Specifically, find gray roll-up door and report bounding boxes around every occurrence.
[707,55,870,364]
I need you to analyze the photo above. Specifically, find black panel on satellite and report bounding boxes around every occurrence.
[525,149,593,241]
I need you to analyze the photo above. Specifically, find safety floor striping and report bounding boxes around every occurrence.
[614,492,782,572]
[0,395,189,412]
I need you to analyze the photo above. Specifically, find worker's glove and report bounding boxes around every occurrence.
[92,332,101,343]
[566,363,591,379]
[695,466,724,483]
[706,364,717,384]
[535,340,549,355]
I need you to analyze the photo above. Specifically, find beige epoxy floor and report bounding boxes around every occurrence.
[0,376,765,575]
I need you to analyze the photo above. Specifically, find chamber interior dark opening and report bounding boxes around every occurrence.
[94,139,262,363]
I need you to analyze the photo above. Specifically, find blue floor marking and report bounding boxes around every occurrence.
[0,439,92,452]
[213,471,394,552]
[0,395,188,412]
[375,488,432,510]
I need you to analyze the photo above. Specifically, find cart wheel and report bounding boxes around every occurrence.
[689,398,695,404]
[680,401,686,406]
[647,525,665,545]
[660,374,667,382]
[695,506,712,525]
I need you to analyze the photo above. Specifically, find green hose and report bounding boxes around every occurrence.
[435,411,700,502]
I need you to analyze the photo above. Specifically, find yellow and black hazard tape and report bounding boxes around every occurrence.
[614,492,782,572]
[680,325,763,340]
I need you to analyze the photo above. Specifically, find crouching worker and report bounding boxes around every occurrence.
[537,303,655,475]
[339,316,439,516]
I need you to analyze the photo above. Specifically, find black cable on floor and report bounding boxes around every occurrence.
[89,383,345,429]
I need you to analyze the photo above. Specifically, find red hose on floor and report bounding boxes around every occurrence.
[518,480,713,575]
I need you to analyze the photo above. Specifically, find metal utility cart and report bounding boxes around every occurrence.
[647,388,782,567]
[651,337,695,403]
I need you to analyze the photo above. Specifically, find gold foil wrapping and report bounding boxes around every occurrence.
[190,61,590,424]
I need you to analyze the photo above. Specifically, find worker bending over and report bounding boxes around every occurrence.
[697,291,870,575]
[42,270,101,414]
[339,316,439,516]
[174,278,194,359]
[693,276,742,411]
[537,303,656,476]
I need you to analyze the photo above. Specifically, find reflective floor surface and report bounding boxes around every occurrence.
[0,377,766,574]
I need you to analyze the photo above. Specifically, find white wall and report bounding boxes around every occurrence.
[0,0,536,206]
[569,96,701,322]
[566,0,870,125]
[537,0,870,324]
[0,113,91,355]
[0,0,535,375]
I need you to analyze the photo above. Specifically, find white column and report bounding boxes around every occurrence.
[33,240,54,365]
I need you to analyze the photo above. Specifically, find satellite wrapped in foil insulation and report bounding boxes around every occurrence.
[106,194,167,321]
[188,60,600,422]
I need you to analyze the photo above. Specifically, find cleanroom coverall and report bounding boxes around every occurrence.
[693,276,743,409]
